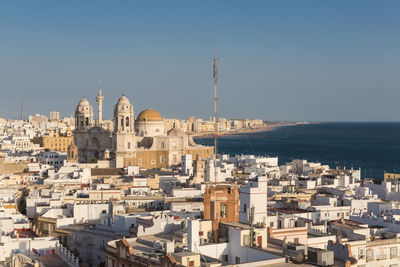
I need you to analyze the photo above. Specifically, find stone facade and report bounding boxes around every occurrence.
[0,157,28,175]
[74,92,213,168]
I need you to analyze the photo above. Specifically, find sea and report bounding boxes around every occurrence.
[194,122,400,179]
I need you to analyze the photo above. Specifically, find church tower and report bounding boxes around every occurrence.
[112,95,136,167]
[75,98,94,131]
[96,81,104,124]
[74,98,94,162]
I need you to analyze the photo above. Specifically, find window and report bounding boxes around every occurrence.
[199,231,203,236]
[358,248,365,259]
[235,257,240,264]
[270,222,274,227]
[160,156,165,163]
[243,204,247,213]
[85,117,89,126]
[126,117,129,127]
[243,235,250,246]
[294,238,299,243]
[391,247,398,259]
[160,142,165,149]
[128,142,131,149]
[120,118,124,128]
[377,248,387,260]
[222,255,228,262]
[366,248,374,262]
[220,204,227,217]
[102,210,107,214]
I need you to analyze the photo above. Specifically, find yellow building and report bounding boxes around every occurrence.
[35,126,74,152]
[384,173,400,181]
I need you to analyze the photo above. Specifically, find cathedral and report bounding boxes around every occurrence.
[71,88,214,168]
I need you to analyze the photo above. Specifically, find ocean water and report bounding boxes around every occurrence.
[194,122,400,179]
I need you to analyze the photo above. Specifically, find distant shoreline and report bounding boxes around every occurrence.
[192,123,303,139]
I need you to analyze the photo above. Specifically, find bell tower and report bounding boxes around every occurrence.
[112,95,136,167]
[75,98,94,131]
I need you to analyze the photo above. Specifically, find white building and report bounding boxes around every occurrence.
[239,176,268,225]
[39,151,67,168]
[182,154,193,176]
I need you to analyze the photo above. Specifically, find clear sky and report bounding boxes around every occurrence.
[1,1,400,122]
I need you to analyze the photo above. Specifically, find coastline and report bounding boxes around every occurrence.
[192,122,301,139]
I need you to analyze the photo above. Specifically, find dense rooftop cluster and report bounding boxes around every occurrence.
[0,116,397,267]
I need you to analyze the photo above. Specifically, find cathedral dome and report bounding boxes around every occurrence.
[76,98,93,113]
[77,98,91,108]
[136,108,163,122]
[116,95,131,106]
[114,95,133,115]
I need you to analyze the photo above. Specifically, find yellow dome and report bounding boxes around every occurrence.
[136,108,163,122]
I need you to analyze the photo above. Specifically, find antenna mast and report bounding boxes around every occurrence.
[213,51,218,184]
[213,51,218,160]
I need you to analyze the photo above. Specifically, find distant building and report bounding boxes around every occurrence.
[0,154,28,175]
[384,172,400,181]
[49,111,60,121]
[28,114,48,128]
[39,151,67,168]
[33,125,74,152]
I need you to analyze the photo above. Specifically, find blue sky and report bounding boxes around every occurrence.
[1,1,400,121]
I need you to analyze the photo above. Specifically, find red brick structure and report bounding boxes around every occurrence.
[203,184,239,242]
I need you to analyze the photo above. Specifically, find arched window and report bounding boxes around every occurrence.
[80,118,84,127]
[120,117,124,128]
[85,117,89,126]
[126,117,129,127]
